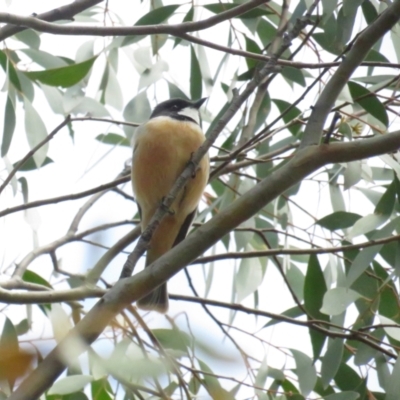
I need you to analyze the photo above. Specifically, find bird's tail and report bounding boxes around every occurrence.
[137,247,169,313]
[137,281,168,313]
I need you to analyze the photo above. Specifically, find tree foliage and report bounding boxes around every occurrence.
[1,0,400,399]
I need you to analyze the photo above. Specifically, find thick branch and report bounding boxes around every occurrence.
[300,1,400,147]
[9,127,400,400]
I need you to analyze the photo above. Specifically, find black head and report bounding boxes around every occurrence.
[150,98,207,125]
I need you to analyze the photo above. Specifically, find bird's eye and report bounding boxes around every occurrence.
[171,104,179,110]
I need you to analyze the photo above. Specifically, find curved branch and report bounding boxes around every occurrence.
[300,1,400,148]
[0,0,103,41]
[9,127,400,400]
[0,116,70,195]
[193,232,400,264]
[0,175,130,218]
[0,0,267,36]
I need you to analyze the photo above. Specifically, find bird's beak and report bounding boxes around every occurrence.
[193,97,208,109]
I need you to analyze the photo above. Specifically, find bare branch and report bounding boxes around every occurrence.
[0,116,70,195]
[0,0,104,41]
[0,175,130,219]
[0,0,268,37]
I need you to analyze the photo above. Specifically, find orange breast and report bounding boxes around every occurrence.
[131,117,209,228]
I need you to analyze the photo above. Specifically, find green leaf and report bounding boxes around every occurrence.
[375,180,396,216]
[321,339,344,388]
[152,329,191,352]
[347,218,400,286]
[198,359,234,400]
[190,46,202,100]
[23,270,52,289]
[1,318,18,356]
[91,378,113,400]
[0,50,22,91]
[362,0,378,24]
[95,133,130,147]
[263,306,304,328]
[325,393,360,400]
[23,97,48,167]
[13,157,53,171]
[14,29,41,49]
[321,288,361,315]
[336,5,357,47]
[235,256,264,302]
[304,255,329,360]
[379,315,400,342]
[257,18,276,48]
[25,56,97,88]
[135,5,180,26]
[15,319,29,336]
[348,81,388,127]
[48,375,93,395]
[334,363,365,393]
[174,7,194,47]
[376,354,391,391]
[203,3,271,19]
[121,5,181,47]
[365,48,389,63]
[281,66,306,87]
[167,81,189,100]
[123,92,151,140]
[316,212,362,231]
[272,99,302,135]
[1,95,16,157]
[347,213,387,239]
[244,36,261,70]
[385,355,400,400]
[291,349,317,396]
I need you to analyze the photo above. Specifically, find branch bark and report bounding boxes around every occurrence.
[0,0,268,36]
[9,128,400,400]
[300,1,400,147]
[0,0,104,41]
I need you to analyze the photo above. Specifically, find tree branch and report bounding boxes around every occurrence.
[0,175,130,218]
[0,116,70,195]
[300,1,400,148]
[10,125,400,400]
[0,0,104,41]
[0,0,268,36]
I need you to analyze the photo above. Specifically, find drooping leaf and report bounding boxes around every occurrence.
[190,46,202,100]
[316,212,362,231]
[348,81,388,127]
[151,329,191,352]
[13,157,54,171]
[304,255,329,360]
[375,180,396,216]
[385,354,400,400]
[291,349,317,396]
[321,288,361,315]
[198,359,234,400]
[22,270,52,288]
[25,56,97,88]
[321,339,344,388]
[272,99,302,135]
[95,133,130,147]
[23,97,48,167]
[203,3,271,19]
[1,95,16,157]
[48,375,93,395]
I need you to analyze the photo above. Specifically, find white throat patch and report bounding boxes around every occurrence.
[178,107,200,124]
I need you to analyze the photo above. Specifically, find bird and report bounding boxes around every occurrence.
[131,97,210,313]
